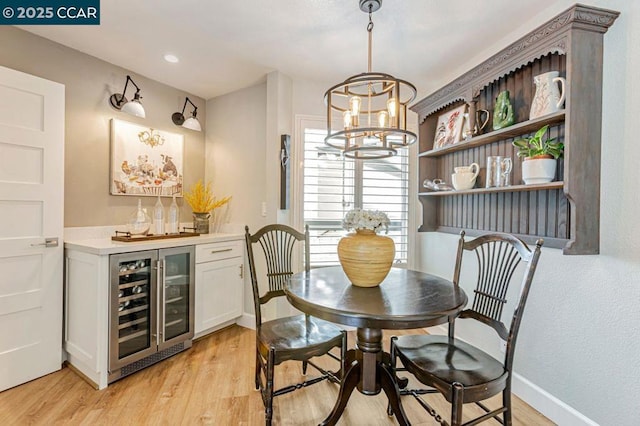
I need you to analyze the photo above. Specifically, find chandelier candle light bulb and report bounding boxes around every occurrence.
[378,110,388,127]
[337,208,395,287]
[343,110,353,129]
[350,96,361,126]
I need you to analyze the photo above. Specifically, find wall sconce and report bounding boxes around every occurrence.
[172,97,201,131]
[109,75,146,118]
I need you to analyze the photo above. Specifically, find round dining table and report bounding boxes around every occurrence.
[285,266,468,426]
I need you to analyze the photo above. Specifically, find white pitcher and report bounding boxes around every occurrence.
[529,71,566,120]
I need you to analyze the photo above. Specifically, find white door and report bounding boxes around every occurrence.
[0,66,65,391]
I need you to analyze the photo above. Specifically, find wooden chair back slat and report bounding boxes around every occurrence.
[453,231,542,344]
[245,224,309,331]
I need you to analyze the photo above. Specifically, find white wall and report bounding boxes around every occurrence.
[417,1,640,425]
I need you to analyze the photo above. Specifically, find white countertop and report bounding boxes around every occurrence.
[64,232,244,255]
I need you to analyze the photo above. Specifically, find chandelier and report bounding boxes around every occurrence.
[324,0,417,160]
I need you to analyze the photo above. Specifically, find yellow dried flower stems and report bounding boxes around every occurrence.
[184,180,231,213]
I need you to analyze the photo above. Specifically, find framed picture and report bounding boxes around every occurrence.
[110,119,184,196]
[433,104,467,149]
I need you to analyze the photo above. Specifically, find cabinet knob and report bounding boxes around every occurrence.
[239,264,243,279]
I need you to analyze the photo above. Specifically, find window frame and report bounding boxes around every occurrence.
[293,115,418,269]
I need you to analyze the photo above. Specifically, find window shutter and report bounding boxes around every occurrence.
[302,127,409,267]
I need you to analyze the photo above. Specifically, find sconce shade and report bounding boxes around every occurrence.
[121,97,146,118]
[109,75,146,118]
[172,97,201,131]
[182,116,202,131]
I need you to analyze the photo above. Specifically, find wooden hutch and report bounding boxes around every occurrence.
[411,4,619,254]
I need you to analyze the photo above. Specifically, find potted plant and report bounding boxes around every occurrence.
[512,124,564,184]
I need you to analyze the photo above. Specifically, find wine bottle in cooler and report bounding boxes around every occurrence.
[167,195,179,234]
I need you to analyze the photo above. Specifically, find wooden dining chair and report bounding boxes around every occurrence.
[389,231,543,426]
[245,224,346,426]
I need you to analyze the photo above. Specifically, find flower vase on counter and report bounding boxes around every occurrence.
[193,212,211,234]
[184,180,232,235]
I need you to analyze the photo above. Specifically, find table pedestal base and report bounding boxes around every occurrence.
[320,328,410,426]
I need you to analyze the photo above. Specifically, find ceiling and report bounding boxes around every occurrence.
[21,0,564,100]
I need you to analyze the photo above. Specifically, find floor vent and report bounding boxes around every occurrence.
[109,341,192,383]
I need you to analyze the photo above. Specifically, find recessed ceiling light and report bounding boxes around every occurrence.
[164,54,179,63]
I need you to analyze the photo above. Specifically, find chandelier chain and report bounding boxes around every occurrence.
[367,5,373,73]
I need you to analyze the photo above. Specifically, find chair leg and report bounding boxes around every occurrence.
[265,349,275,426]
[340,331,347,379]
[503,385,513,426]
[302,360,308,375]
[451,382,464,426]
[255,349,261,390]
[387,336,398,416]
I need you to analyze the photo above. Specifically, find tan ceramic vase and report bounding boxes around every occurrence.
[337,229,395,287]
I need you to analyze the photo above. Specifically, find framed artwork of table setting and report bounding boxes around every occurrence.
[110,119,184,197]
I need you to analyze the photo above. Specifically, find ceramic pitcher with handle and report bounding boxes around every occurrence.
[529,71,566,119]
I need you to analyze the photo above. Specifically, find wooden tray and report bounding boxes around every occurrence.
[111,231,200,242]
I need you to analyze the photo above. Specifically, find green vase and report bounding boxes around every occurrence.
[493,90,515,130]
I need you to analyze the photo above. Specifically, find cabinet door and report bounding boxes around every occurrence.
[195,257,243,336]
[109,250,158,371]
[159,246,195,350]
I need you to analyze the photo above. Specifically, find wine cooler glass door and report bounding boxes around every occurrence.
[109,250,158,370]
[159,246,195,348]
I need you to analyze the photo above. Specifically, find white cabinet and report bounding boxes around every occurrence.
[63,234,244,389]
[194,240,244,338]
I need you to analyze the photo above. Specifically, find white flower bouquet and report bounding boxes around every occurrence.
[342,208,390,234]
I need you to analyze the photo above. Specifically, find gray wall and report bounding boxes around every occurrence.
[205,82,267,234]
[0,26,206,227]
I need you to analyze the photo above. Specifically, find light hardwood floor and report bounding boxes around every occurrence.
[0,326,553,425]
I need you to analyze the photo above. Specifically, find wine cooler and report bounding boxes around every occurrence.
[108,246,195,383]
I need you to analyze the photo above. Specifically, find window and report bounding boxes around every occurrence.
[301,125,409,267]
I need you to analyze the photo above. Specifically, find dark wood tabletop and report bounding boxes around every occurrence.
[285,266,468,426]
[286,266,468,330]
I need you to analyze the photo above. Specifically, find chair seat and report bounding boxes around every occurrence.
[394,334,507,401]
[258,315,344,364]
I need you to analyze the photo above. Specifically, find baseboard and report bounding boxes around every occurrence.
[63,361,99,390]
[236,313,255,330]
[511,374,598,426]
[426,325,598,426]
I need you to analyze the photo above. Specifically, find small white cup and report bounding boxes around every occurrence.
[454,163,479,176]
[452,172,477,190]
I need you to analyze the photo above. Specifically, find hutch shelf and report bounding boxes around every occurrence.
[410,4,619,254]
